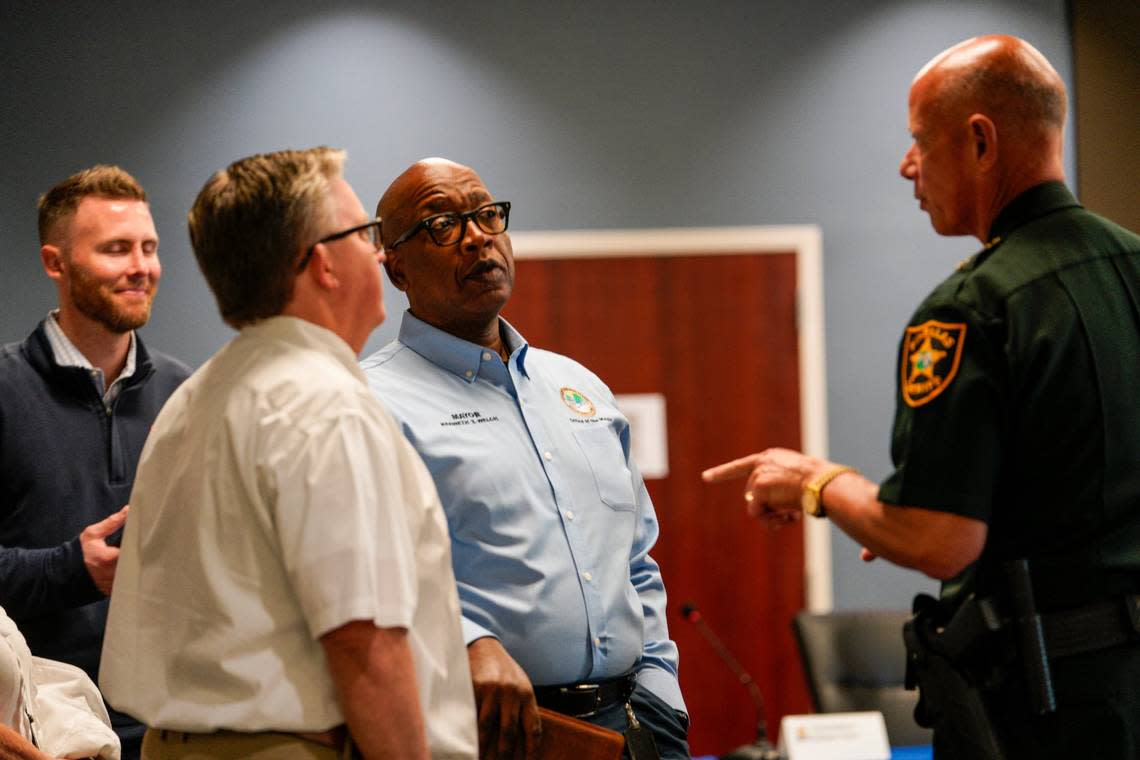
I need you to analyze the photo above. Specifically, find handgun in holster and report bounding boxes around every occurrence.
[902,559,1058,759]
[903,591,1008,759]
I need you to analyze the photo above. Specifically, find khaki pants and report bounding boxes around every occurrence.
[142,728,359,760]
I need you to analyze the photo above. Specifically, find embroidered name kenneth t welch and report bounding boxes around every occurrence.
[440,410,500,427]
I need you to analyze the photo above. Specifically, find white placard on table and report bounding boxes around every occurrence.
[613,393,669,479]
[778,711,891,760]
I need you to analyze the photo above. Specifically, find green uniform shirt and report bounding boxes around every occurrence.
[879,181,1140,613]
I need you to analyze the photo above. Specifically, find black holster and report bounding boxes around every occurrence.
[904,592,1009,759]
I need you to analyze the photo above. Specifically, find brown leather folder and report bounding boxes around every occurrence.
[536,707,625,760]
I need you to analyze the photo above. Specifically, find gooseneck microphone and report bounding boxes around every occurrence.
[680,601,780,760]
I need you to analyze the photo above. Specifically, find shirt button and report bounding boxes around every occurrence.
[482,351,492,361]
[581,571,593,582]
[565,510,574,521]
[464,370,474,379]
[543,451,553,461]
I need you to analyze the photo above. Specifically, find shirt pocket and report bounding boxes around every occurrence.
[571,425,637,512]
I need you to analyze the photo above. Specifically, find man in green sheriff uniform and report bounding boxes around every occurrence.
[703,35,1140,759]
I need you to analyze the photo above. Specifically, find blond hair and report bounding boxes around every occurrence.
[188,147,346,328]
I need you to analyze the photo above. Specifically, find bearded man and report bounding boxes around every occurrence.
[0,165,190,759]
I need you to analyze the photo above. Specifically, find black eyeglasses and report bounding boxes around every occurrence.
[296,218,382,272]
[389,201,511,250]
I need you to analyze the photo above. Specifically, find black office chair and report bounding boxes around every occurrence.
[792,610,932,747]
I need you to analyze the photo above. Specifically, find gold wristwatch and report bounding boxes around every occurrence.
[801,465,857,518]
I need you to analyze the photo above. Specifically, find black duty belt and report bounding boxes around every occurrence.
[533,672,636,718]
[1042,594,1140,659]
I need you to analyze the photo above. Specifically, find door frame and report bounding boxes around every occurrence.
[510,225,833,612]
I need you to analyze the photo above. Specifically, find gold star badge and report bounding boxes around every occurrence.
[908,335,947,384]
[900,320,967,407]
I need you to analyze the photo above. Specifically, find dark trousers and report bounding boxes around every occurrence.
[111,707,145,760]
[583,682,690,760]
[933,642,1140,759]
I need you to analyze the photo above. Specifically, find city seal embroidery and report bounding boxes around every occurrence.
[560,387,596,417]
[901,320,967,408]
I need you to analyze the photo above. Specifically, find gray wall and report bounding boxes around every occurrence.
[0,1,1074,610]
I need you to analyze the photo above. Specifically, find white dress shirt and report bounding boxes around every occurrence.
[1,605,119,759]
[100,316,476,757]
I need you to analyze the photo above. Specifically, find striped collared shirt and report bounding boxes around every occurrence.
[43,310,137,411]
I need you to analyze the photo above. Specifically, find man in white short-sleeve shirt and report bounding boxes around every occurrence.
[1,604,119,759]
[99,147,476,759]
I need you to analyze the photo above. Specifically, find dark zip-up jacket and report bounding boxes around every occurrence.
[0,320,190,684]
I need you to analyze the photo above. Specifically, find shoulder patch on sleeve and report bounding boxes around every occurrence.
[900,320,967,408]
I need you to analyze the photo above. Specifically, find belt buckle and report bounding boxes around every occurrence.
[561,682,603,718]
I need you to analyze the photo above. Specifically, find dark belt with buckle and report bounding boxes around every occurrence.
[533,672,637,718]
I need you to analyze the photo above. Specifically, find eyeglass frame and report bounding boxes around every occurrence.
[387,201,512,250]
[295,218,383,272]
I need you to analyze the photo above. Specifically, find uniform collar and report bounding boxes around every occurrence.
[953,182,1084,272]
[987,181,1081,244]
[397,310,529,383]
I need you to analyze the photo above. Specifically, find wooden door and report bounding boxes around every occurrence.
[506,228,821,755]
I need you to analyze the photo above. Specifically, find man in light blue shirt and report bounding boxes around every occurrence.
[362,158,688,759]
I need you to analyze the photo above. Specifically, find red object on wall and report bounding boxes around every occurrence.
[504,250,812,755]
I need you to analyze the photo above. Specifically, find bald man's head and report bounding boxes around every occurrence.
[378,158,467,249]
[914,35,1066,140]
[375,158,515,342]
[900,36,1068,241]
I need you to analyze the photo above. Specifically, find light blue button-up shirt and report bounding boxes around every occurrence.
[361,312,685,713]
